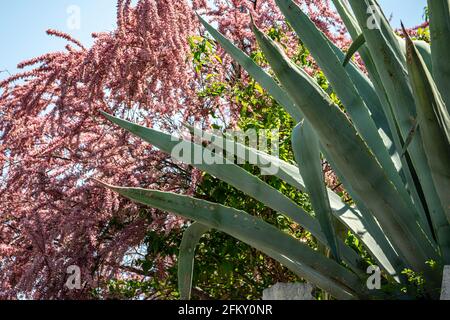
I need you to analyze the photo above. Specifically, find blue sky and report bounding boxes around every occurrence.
[0,0,427,80]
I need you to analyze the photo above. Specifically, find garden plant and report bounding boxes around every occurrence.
[98,0,450,300]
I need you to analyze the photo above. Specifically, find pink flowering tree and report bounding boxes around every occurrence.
[0,0,348,299]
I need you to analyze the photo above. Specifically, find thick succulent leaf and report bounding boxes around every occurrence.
[197,15,403,257]
[428,0,450,113]
[101,112,318,234]
[330,0,375,71]
[331,0,361,39]
[322,150,406,282]
[349,0,443,244]
[344,0,412,142]
[101,112,367,274]
[404,29,450,260]
[292,121,340,261]
[276,0,416,227]
[347,0,416,149]
[343,33,366,67]
[396,32,433,74]
[96,182,366,299]
[413,40,433,74]
[331,1,413,202]
[330,0,405,141]
[198,14,302,122]
[178,222,210,300]
[369,0,407,64]
[331,0,390,100]
[196,15,412,270]
[328,39,394,148]
[399,39,433,74]
[197,10,433,279]
[191,125,405,280]
[348,0,416,148]
[251,22,440,278]
[341,32,433,91]
[103,113,368,274]
[401,119,419,157]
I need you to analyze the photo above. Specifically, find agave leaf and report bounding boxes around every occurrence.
[96,181,366,299]
[195,10,426,280]
[413,40,433,74]
[330,0,378,74]
[404,27,450,261]
[196,15,415,259]
[331,0,392,102]
[292,121,340,261]
[343,33,366,67]
[349,0,444,244]
[101,112,317,235]
[346,0,414,133]
[101,112,367,274]
[331,1,412,199]
[188,125,405,280]
[401,119,419,157]
[178,222,210,300]
[197,14,400,248]
[428,0,450,113]
[276,0,416,228]
[399,39,433,74]
[329,38,394,147]
[369,0,407,65]
[251,21,440,277]
[322,150,406,281]
[348,0,417,139]
[348,0,417,148]
[331,0,361,39]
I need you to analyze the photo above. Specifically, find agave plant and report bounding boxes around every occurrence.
[97,0,450,300]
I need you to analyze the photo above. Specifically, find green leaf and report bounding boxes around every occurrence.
[398,37,433,74]
[428,0,450,113]
[331,0,361,39]
[195,16,397,268]
[331,0,392,104]
[178,222,210,300]
[96,181,367,299]
[343,33,366,67]
[330,39,394,150]
[251,21,439,278]
[321,150,406,282]
[187,125,406,279]
[332,0,407,179]
[404,27,450,261]
[292,121,340,261]
[102,112,365,275]
[276,0,416,233]
[348,0,442,244]
[101,111,318,237]
[401,119,419,157]
[411,40,433,74]
[367,0,406,65]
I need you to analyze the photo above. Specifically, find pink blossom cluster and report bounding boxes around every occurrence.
[202,0,348,49]
[0,0,345,299]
